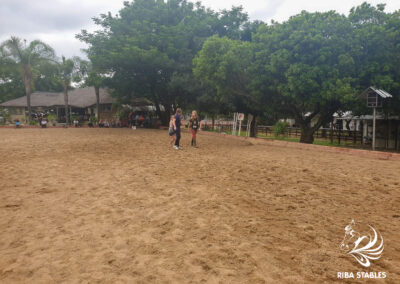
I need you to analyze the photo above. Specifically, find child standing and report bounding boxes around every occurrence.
[188,110,200,147]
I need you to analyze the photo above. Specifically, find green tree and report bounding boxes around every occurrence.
[253,11,357,143]
[194,35,264,136]
[56,56,83,125]
[0,37,55,121]
[0,56,25,103]
[349,3,400,114]
[77,59,106,120]
[77,0,251,125]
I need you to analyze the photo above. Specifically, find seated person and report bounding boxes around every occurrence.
[98,119,104,128]
[41,119,47,128]
[73,119,79,127]
[139,115,145,126]
[15,119,21,128]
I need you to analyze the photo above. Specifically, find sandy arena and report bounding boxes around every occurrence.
[0,128,399,283]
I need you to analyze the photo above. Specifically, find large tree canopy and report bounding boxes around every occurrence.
[193,35,262,132]
[77,0,252,124]
[252,11,358,143]
[349,3,400,114]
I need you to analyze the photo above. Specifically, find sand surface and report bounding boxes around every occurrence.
[0,128,399,283]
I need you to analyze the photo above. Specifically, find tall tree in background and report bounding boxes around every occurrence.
[0,37,55,121]
[253,11,357,143]
[86,71,105,120]
[193,36,261,135]
[76,59,106,120]
[77,0,252,125]
[56,56,82,125]
[349,3,400,114]
[0,53,25,103]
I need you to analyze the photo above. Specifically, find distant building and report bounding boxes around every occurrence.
[335,113,400,150]
[0,87,114,122]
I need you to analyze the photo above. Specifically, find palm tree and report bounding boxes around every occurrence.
[57,56,75,125]
[0,37,55,122]
[87,71,104,120]
[57,56,86,125]
[78,60,105,120]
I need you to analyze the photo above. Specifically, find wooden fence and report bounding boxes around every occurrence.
[201,123,365,146]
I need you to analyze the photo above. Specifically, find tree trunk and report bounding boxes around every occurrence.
[25,82,31,123]
[211,116,215,131]
[95,86,100,120]
[300,125,315,143]
[250,115,257,137]
[23,67,32,123]
[163,103,172,126]
[155,100,168,126]
[63,84,70,125]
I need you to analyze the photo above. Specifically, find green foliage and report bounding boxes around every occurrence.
[193,36,256,115]
[0,108,10,124]
[251,11,361,142]
[47,114,57,122]
[77,0,253,124]
[194,3,400,143]
[89,116,98,124]
[113,108,130,120]
[0,37,56,121]
[273,121,290,137]
[1,2,399,143]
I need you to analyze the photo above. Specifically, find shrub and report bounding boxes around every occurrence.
[273,121,290,137]
[47,114,57,121]
[89,116,98,124]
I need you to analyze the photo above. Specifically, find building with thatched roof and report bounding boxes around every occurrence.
[1,87,115,122]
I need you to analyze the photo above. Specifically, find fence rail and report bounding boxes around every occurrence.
[201,123,365,146]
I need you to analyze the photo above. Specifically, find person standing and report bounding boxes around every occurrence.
[172,108,183,150]
[168,115,176,145]
[189,110,200,147]
[128,111,133,127]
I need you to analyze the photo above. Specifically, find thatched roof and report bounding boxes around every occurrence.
[0,87,114,108]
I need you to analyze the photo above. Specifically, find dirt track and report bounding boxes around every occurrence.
[0,128,399,283]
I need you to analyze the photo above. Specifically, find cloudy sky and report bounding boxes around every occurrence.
[1,0,399,58]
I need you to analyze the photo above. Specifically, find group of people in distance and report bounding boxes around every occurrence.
[169,109,201,150]
[35,113,48,128]
[128,112,152,128]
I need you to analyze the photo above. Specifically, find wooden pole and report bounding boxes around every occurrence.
[395,121,399,151]
[372,107,376,151]
[238,118,242,137]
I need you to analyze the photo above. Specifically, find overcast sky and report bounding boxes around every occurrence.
[1,0,399,58]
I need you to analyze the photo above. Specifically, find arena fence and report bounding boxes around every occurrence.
[201,123,366,147]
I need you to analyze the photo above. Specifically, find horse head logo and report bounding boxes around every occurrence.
[339,219,384,267]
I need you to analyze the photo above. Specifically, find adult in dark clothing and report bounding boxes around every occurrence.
[172,108,183,150]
